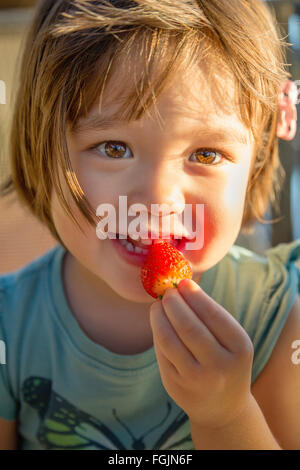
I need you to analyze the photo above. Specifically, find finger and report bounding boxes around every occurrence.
[152,333,180,382]
[150,299,199,376]
[161,287,228,364]
[178,279,252,354]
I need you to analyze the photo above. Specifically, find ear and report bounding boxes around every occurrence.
[277,80,298,141]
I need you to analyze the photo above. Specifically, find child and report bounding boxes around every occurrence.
[0,0,300,450]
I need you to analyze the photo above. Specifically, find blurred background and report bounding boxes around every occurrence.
[0,0,299,273]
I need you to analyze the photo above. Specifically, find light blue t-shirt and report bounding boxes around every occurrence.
[0,241,299,450]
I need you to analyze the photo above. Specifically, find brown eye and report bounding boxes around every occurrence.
[190,149,224,165]
[96,141,132,159]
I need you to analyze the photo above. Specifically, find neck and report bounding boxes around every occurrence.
[61,251,155,355]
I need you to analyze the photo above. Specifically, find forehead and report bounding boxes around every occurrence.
[74,51,253,144]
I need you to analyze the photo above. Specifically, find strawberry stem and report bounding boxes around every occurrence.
[158,294,163,300]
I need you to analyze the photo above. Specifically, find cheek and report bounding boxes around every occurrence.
[223,170,249,215]
[66,137,114,210]
[213,159,251,217]
[49,168,96,252]
[50,186,82,245]
[50,149,112,241]
[186,164,250,269]
[70,155,126,219]
[206,164,250,223]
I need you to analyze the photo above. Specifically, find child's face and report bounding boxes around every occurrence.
[51,61,255,304]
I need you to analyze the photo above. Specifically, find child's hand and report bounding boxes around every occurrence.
[149,279,254,430]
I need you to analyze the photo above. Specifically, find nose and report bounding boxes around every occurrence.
[128,162,186,218]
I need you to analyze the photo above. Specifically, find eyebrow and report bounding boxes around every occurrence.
[73,115,250,146]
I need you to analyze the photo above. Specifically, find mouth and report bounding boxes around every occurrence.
[111,232,192,268]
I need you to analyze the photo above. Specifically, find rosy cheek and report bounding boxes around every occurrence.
[223,180,248,214]
[184,198,243,271]
[184,205,218,260]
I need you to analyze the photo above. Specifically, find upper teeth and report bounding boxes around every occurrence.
[119,238,149,255]
[118,235,179,245]
[118,235,181,254]
[117,234,153,245]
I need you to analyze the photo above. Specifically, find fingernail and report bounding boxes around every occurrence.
[178,279,190,289]
[179,279,199,290]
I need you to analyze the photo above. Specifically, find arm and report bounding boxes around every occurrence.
[250,294,300,450]
[0,417,18,450]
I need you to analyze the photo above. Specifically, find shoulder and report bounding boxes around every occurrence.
[0,245,62,330]
[221,239,300,286]
[0,246,63,422]
[210,239,300,313]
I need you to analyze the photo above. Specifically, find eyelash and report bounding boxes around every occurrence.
[89,141,231,166]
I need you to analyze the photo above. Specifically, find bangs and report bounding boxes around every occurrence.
[68,28,210,131]
[66,25,286,146]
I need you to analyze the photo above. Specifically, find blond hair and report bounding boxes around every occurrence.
[0,0,291,245]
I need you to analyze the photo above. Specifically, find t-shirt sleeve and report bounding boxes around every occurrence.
[0,278,18,421]
[248,241,300,384]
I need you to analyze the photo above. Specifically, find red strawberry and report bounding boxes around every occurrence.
[140,240,193,299]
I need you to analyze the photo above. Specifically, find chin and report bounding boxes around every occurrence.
[116,285,154,304]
